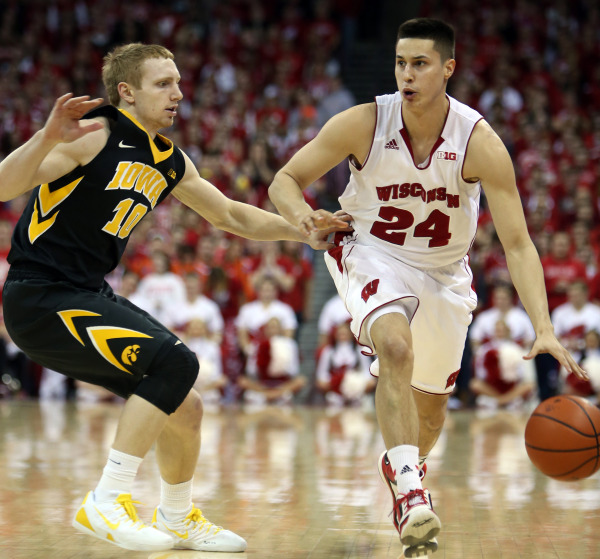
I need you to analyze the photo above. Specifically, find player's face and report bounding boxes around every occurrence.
[131,57,183,134]
[395,38,454,109]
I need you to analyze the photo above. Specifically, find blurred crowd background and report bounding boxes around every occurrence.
[0,0,599,410]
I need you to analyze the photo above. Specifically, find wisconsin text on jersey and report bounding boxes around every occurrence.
[375,183,460,208]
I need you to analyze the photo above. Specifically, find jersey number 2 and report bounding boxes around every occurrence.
[102,198,148,239]
[370,207,451,247]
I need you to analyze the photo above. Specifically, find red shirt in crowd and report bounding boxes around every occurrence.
[540,254,588,311]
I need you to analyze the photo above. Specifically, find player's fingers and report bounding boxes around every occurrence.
[565,354,588,380]
[77,121,104,135]
[62,94,94,105]
[554,348,588,379]
[54,92,75,107]
[298,220,313,236]
[332,210,352,221]
[313,213,335,229]
[62,96,103,117]
[314,240,335,250]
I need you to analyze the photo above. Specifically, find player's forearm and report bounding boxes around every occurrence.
[222,200,306,242]
[268,169,315,226]
[0,129,58,201]
[505,241,554,335]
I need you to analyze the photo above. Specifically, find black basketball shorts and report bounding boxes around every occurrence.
[2,274,179,399]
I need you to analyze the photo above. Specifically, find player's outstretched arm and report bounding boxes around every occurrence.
[468,120,588,380]
[268,104,375,236]
[0,93,104,201]
[173,152,350,251]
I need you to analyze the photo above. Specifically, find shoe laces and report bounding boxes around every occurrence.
[184,506,222,535]
[115,494,143,525]
[392,488,428,517]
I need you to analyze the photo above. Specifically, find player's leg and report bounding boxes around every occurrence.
[72,394,176,551]
[371,312,419,449]
[71,314,201,551]
[3,278,197,551]
[112,395,170,455]
[371,313,441,556]
[149,379,246,552]
[156,389,203,483]
[409,260,477,470]
[324,244,440,555]
[413,390,450,458]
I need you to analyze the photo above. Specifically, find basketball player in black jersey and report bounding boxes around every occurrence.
[0,43,349,552]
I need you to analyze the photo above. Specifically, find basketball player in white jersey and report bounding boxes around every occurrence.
[268,18,587,558]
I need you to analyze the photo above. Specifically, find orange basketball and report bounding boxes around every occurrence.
[525,395,600,481]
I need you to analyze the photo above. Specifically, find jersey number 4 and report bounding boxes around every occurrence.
[102,198,148,239]
[370,207,451,247]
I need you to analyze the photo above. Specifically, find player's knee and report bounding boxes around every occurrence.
[166,389,204,434]
[376,336,413,372]
[419,403,447,432]
[135,342,199,415]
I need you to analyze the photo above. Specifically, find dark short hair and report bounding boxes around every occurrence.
[397,18,455,61]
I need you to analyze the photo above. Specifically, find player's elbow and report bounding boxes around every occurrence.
[269,168,300,197]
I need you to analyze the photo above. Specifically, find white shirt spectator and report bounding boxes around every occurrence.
[236,299,297,338]
[175,295,224,337]
[318,295,351,341]
[136,271,186,329]
[186,336,225,404]
[316,341,372,385]
[470,307,535,347]
[552,301,600,350]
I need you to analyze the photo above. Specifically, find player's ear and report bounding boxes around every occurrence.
[444,59,455,80]
[118,82,134,104]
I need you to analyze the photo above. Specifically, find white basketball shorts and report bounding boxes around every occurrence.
[324,241,477,394]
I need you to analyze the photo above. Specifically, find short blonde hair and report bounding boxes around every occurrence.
[102,43,174,106]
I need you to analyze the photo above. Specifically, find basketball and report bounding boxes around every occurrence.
[524,395,600,481]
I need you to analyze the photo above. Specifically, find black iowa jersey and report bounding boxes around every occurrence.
[8,105,186,289]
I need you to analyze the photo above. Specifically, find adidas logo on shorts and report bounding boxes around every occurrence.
[385,139,399,150]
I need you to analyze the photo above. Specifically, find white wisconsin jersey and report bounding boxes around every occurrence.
[339,93,483,268]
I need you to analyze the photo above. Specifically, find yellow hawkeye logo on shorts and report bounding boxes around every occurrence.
[121,345,141,366]
[57,310,152,373]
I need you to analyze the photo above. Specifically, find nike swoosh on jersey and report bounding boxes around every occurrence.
[95,508,120,530]
[118,140,135,148]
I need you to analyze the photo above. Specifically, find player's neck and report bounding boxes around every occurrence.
[119,105,159,139]
[402,95,449,143]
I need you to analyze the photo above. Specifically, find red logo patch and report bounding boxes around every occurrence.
[361,279,380,302]
[445,369,460,389]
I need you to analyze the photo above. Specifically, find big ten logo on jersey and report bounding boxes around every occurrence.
[437,151,457,161]
[102,162,170,239]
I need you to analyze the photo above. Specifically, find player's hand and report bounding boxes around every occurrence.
[42,93,104,144]
[524,332,589,380]
[305,210,353,250]
[298,209,352,237]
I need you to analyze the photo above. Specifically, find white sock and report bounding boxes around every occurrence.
[160,478,193,521]
[387,444,422,493]
[95,448,143,502]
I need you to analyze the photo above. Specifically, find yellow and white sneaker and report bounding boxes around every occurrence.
[152,505,247,552]
[72,491,173,551]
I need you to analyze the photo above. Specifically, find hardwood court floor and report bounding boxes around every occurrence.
[1,400,599,559]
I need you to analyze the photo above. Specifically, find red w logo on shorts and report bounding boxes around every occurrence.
[361,279,380,302]
[445,369,460,389]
